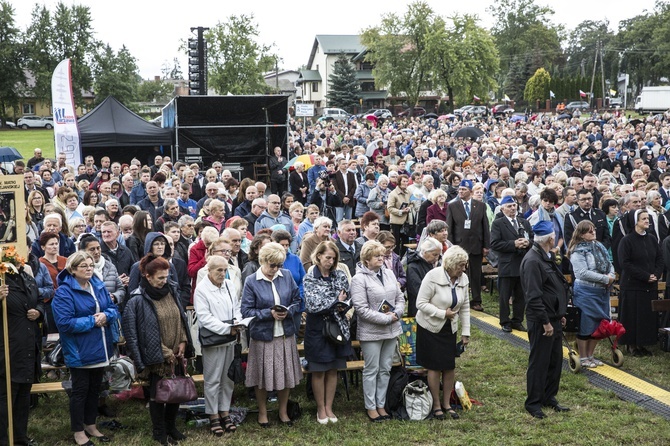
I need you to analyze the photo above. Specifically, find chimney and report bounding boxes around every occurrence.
[155,76,161,82]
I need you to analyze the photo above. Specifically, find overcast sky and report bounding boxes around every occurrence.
[11,0,659,79]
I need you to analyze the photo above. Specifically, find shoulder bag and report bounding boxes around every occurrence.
[198,282,237,347]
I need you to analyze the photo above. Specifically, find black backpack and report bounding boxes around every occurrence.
[384,365,409,414]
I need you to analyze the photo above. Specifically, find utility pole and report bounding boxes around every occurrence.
[599,44,606,108]
[589,40,599,107]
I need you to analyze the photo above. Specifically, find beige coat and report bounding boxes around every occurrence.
[415,267,470,336]
[387,186,410,225]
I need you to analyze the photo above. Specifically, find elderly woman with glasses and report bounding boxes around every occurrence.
[415,246,471,420]
[350,240,405,422]
[241,242,303,427]
[53,251,119,446]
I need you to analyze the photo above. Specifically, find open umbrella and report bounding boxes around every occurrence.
[366,139,389,157]
[438,114,456,121]
[628,118,642,127]
[423,113,438,119]
[509,115,527,123]
[0,147,22,163]
[583,119,605,130]
[453,126,484,139]
[556,113,572,120]
[284,154,315,171]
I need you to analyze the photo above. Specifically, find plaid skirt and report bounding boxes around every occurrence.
[245,335,303,391]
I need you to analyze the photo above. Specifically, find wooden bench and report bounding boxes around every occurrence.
[31,375,205,395]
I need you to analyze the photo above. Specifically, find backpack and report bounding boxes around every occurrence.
[105,356,136,392]
[403,380,433,421]
[384,365,409,415]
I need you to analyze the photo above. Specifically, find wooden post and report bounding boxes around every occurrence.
[2,273,13,446]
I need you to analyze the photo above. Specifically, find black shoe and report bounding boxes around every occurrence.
[546,404,570,412]
[442,406,460,420]
[84,430,111,443]
[73,440,94,446]
[501,324,512,333]
[366,413,384,423]
[511,323,527,332]
[278,415,293,427]
[638,347,653,357]
[257,421,270,428]
[471,304,484,311]
[528,410,546,419]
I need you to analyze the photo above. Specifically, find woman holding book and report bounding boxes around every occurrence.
[303,240,353,424]
[350,240,405,422]
[415,246,471,420]
[241,242,303,427]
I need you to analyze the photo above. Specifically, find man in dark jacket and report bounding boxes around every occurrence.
[520,220,569,419]
[335,220,361,275]
[491,196,533,332]
[30,214,75,258]
[563,189,611,250]
[100,221,135,277]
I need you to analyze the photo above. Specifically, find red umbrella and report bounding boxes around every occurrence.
[365,114,378,127]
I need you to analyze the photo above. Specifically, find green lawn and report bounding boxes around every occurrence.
[0,128,55,160]
[28,316,670,446]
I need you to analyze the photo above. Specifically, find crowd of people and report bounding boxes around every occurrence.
[1,106,669,443]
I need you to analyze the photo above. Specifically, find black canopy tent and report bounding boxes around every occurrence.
[163,95,289,177]
[78,96,174,165]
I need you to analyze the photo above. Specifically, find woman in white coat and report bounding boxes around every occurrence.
[194,255,242,436]
[415,246,471,420]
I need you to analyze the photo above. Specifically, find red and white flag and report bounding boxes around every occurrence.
[473,95,481,101]
[579,90,587,98]
[51,59,81,167]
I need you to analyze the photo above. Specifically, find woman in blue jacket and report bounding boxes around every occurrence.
[53,251,119,446]
[241,242,303,427]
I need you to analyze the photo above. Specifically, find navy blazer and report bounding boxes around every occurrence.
[241,268,301,342]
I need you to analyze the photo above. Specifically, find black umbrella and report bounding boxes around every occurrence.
[0,146,23,163]
[423,113,438,119]
[583,119,605,130]
[629,119,642,127]
[453,126,484,139]
[556,113,572,120]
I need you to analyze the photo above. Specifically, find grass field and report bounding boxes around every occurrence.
[0,128,55,160]
[28,318,670,446]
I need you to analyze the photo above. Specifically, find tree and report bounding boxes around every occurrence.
[361,1,440,115]
[92,44,141,108]
[429,14,499,107]
[24,2,99,108]
[524,68,551,106]
[137,79,174,103]
[206,14,277,95]
[503,55,532,102]
[0,1,26,119]
[564,20,616,81]
[487,0,563,97]
[161,57,183,80]
[326,53,361,111]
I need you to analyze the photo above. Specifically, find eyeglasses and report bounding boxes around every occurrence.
[74,224,86,228]
[268,263,283,269]
[212,249,233,255]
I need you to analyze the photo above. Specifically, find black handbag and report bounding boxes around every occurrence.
[322,316,347,345]
[227,336,245,383]
[199,324,237,348]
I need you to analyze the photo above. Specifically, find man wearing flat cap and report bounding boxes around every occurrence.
[445,179,490,311]
[490,196,534,333]
[520,220,569,419]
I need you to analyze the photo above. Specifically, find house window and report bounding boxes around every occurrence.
[312,82,319,93]
[361,82,375,92]
[22,103,35,115]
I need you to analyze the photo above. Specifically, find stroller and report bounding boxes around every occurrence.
[563,305,626,373]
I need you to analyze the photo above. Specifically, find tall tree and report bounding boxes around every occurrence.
[429,14,499,108]
[326,53,361,112]
[487,0,563,97]
[206,14,277,95]
[0,1,26,119]
[361,1,440,115]
[564,20,616,81]
[137,79,174,103]
[161,57,183,80]
[92,44,141,107]
[24,2,99,108]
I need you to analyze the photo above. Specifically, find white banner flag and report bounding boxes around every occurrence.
[52,59,81,168]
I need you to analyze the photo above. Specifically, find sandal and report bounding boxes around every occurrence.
[580,358,597,368]
[589,357,604,366]
[442,406,460,420]
[431,408,446,420]
[222,415,237,433]
[210,418,224,437]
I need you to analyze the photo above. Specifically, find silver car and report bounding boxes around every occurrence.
[17,116,54,129]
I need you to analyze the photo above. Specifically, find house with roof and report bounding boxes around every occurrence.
[297,35,387,114]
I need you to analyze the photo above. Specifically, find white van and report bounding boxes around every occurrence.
[321,108,350,121]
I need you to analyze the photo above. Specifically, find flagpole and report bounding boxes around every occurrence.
[2,273,13,446]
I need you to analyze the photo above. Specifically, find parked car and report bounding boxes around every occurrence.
[453,105,474,116]
[609,97,623,108]
[363,109,393,119]
[470,106,489,116]
[17,116,54,129]
[2,119,16,129]
[397,107,426,117]
[321,108,350,121]
[565,101,590,112]
[492,104,514,116]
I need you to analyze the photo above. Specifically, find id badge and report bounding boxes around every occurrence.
[464,219,471,230]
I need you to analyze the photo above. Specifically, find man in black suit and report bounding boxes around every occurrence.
[490,196,534,332]
[332,159,358,221]
[334,219,361,275]
[446,179,490,311]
